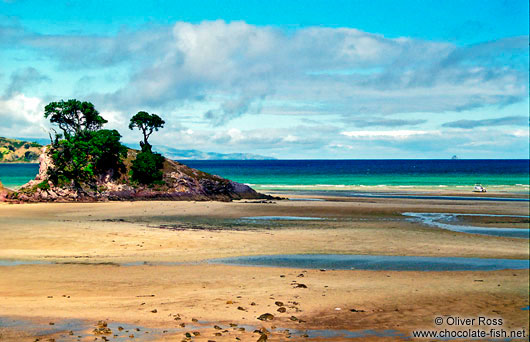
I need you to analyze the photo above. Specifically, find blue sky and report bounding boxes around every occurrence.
[0,0,528,158]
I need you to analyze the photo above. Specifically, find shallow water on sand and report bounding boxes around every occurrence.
[404,212,530,238]
[240,216,326,221]
[2,253,529,271]
[0,316,181,341]
[271,189,530,202]
[0,316,407,341]
[210,254,530,271]
[0,260,50,266]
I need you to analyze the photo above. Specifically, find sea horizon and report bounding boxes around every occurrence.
[2,159,528,191]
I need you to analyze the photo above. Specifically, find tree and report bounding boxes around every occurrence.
[128,111,165,151]
[47,129,127,188]
[44,100,126,189]
[130,150,165,184]
[44,99,107,138]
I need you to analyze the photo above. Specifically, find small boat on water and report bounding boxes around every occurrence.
[473,184,487,192]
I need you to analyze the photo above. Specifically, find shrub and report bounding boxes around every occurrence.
[130,150,165,184]
[37,181,50,191]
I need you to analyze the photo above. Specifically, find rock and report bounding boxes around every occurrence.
[257,334,268,342]
[0,181,10,201]
[277,307,287,313]
[350,308,365,312]
[257,313,274,321]
[293,283,307,288]
[274,301,284,306]
[6,148,274,203]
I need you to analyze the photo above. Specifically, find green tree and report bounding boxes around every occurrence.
[128,111,165,151]
[44,100,126,189]
[130,150,165,184]
[47,129,127,188]
[44,99,107,138]
[87,129,127,173]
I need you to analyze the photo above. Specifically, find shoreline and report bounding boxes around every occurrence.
[258,185,530,197]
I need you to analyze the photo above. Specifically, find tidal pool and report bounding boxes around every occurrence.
[0,260,51,266]
[210,254,530,271]
[240,216,326,221]
[0,317,177,342]
[0,316,408,341]
[404,212,530,238]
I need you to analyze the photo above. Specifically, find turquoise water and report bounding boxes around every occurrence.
[1,160,529,190]
[0,163,39,189]
[184,160,529,190]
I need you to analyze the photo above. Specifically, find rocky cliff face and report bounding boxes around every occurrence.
[0,180,9,201]
[9,149,270,202]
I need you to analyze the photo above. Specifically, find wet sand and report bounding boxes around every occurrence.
[0,195,528,341]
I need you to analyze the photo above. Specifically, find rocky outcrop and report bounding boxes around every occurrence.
[9,149,270,202]
[0,180,10,201]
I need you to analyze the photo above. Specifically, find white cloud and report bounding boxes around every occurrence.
[1,21,528,158]
[283,135,299,142]
[328,143,353,150]
[511,129,529,138]
[64,21,526,125]
[341,130,438,139]
[0,94,48,137]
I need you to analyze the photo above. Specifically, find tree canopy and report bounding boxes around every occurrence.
[130,150,165,184]
[44,99,107,138]
[44,99,126,189]
[128,111,165,151]
[42,100,167,188]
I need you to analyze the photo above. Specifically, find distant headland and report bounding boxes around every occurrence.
[0,137,42,163]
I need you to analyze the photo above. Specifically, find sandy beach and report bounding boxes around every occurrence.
[0,194,528,341]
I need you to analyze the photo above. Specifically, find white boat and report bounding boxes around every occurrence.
[473,184,487,192]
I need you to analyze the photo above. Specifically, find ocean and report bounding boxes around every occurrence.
[0,164,41,189]
[1,160,528,192]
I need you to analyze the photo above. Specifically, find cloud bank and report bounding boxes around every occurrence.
[442,115,528,128]
[0,20,528,157]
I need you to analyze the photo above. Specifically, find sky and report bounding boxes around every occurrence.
[0,0,528,159]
